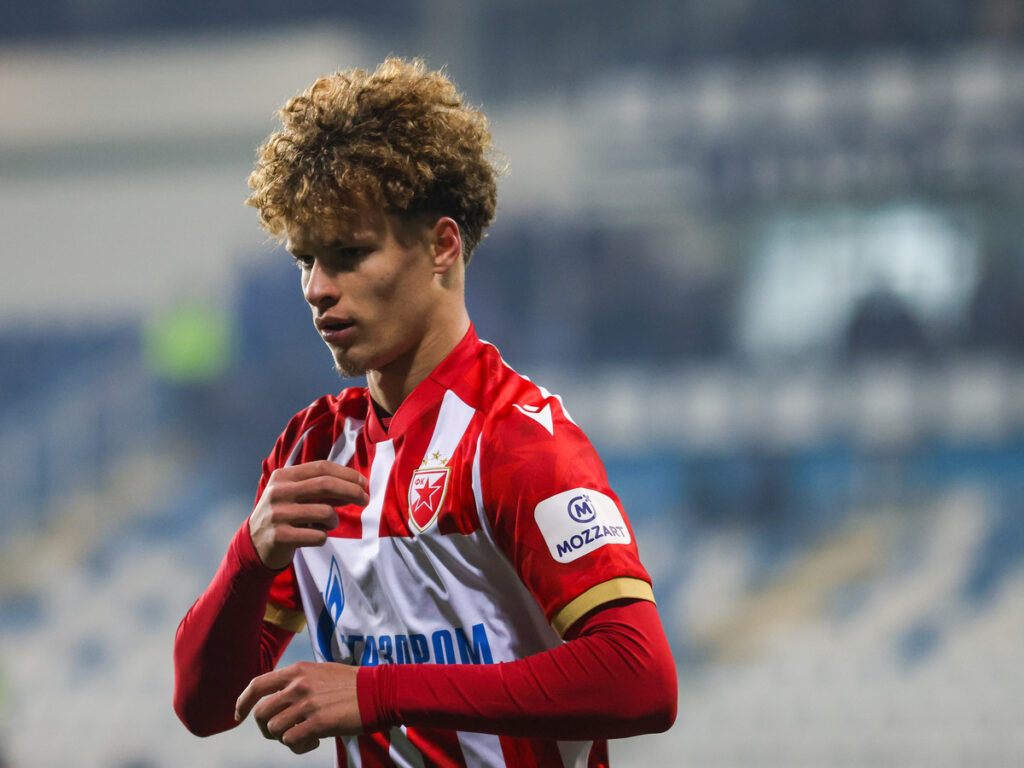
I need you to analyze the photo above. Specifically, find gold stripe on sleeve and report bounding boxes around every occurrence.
[551,577,656,637]
[263,603,307,633]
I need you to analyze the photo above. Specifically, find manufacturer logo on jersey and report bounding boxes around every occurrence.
[316,555,345,662]
[534,487,631,563]
[513,401,554,435]
[409,466,451,532]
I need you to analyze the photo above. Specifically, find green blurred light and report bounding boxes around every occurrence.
[145,303,233,383]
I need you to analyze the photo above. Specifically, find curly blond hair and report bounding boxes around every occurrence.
[246,58,500,262]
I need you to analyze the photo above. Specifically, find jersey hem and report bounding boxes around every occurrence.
[551,577,655,636]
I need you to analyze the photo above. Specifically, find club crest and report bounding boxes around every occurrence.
[408,466,451,531]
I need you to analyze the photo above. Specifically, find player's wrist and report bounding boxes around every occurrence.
[356,664,398,733]
[231,517,288,575]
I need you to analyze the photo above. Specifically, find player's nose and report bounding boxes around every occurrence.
[303,259,339,309]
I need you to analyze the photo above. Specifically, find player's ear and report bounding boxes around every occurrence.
[430,217,463,275]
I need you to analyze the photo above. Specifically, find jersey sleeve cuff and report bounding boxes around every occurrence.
[357,664,398,733]
[551,576,656,636]
[228,519,305,631]
[262,603,306,633]
[229,517,281,575]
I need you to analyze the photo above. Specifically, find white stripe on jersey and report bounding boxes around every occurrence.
[419,389,477,467]
[557,740,590,768]
[329,417,365,466]
[471,434,496,542]
[284,426,314,467]
[390,725,427,768]
[457,731,505,768]
[341,737,361,768]
[359,438,395,549]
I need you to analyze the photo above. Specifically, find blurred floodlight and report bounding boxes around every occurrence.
[737,203,979,360]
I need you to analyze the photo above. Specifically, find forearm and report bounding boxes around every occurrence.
[173,519,293,736]
[358,600,677,739]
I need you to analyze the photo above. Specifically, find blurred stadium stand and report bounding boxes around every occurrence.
[2,2,1024,766]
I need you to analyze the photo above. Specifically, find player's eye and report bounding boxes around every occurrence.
[337,247,371,259]
[330,247,372,271]
[292,253,315,270]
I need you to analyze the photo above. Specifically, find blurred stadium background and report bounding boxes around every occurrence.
[2,1,1024,766]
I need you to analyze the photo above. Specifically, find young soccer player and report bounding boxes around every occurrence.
[173,58,676,767]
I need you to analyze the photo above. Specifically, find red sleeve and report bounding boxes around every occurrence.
[173,520,295,736]
[480,396,652,627]
[356,599,677,739]
[254,416,306,614]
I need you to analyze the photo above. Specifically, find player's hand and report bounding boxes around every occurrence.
[234,661,362,754]
[249,460,369,570]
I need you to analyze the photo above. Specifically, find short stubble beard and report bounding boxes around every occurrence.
[333,359,366,379]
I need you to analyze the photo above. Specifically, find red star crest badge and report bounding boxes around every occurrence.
[408,466,451,532]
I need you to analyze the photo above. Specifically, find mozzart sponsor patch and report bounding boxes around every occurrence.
[534,487,630,563]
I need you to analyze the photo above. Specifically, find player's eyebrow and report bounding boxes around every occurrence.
[285,221,381,256]
[324,239,370,250]
[321,230,381,251]
[285,237,364,255]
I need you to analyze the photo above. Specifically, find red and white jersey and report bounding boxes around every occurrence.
[258,326,655,768]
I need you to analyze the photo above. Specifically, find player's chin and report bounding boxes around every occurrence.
[332,353,367,379]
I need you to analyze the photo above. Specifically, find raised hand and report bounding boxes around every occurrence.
[249,460,369,569]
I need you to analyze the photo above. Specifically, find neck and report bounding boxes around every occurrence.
[367,306,470,415]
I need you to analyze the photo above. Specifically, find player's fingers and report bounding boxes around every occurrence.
[266,704,308,740]
[251,693,294,741]
[279,716,326,750]
[284,735,320,754]
[274,502,340,533]
[274,524,330,549]
[235,669,288,723]
[265,478,367,513]
[289,475,370,507]
[277,460,368,489]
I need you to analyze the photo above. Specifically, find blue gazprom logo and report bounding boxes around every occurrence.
[567,494,597,523]
[338,624,494,667]
[316,556,345,662]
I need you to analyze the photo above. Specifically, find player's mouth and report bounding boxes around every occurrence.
[316,316,356,344]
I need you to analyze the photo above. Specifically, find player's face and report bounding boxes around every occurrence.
[286,215,439,379]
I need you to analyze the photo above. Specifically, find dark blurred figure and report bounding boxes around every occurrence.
[964,252,1024,358]
[846,287,930,359]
